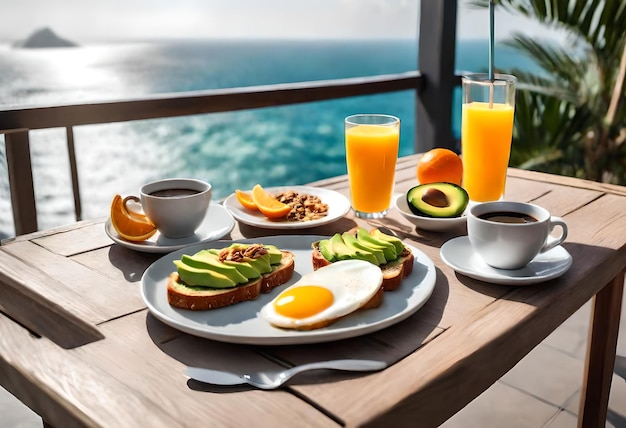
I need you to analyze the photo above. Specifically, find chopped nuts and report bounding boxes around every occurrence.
[219,244,268,262]
[276,190,329,222]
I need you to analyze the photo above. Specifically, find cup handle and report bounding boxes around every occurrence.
[123,196,147,219]
[540,216,568,253]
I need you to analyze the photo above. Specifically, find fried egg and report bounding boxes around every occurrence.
[259,259,383,330]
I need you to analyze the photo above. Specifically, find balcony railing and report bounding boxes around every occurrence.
[0,0,459,236]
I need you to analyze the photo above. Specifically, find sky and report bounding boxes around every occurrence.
[0,0,557,43]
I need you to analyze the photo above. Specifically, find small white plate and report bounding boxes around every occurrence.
[140,235,437,345]
[223,186,351,229]
[105,203,235,254]
[440,236,572,285]
[394,193,467,232]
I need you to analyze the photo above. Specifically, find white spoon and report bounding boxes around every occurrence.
[185,359,387,389]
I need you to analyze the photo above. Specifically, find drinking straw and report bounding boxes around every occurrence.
[488,0,495,107]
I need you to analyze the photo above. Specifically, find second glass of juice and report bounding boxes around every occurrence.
[345,114,400,218]
[461,74,517,202]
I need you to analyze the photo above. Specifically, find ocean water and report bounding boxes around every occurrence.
[0,39,534,238]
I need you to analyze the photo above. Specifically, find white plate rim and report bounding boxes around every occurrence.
[440,236,572,285]
[105,203,235,254]
[223,186,351,229]
[140,235,437,345]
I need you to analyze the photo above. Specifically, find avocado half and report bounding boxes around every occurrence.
[406,183,469,218]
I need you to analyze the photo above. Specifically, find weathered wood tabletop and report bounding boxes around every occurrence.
[0,154,624,427]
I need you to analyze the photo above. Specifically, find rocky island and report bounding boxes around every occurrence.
[14,27,78,49]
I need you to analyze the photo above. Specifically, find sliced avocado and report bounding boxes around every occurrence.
[201,248,261,278]
[370,228,405,254]
[406,183,468,218]
[262,244,283,265]
[173,260,238,288]
[317,239,336,262]
[221,259,261,279]
[181,250,261,283]
[242,254,273,274]
[344,232,386,264]
[342,232,381,265]
[356,227,397,261]
[180,253,249,283]
[219,244,273,273]
[329,233,358,261]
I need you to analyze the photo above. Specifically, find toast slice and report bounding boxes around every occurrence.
[311,228,414,291]
[167,250,295,311]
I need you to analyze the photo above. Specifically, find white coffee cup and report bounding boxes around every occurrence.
[467,201,568,270]
[139,178,211,239]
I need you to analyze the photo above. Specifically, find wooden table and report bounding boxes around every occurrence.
[0,154,624,427]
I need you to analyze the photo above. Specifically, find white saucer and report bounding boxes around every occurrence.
[440,236,572,285]
[105,203,235,253]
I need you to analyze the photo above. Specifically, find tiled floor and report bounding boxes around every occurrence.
[2,289,625,427]
[443,287,626,428]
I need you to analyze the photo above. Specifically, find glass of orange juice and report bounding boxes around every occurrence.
[461,74,517,202]
[345,114,400,218]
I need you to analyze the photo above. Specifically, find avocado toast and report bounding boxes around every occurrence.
[311,227,414,291]
[168,243,295,310]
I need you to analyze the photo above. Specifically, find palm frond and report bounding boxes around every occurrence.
[505,35,588,85]
[510,89,593,172]
[472,0,626,56]
[512,70,580,104]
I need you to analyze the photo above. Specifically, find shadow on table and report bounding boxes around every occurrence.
[107,244,161,282]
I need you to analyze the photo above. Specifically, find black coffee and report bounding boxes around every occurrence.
[149,188,200,198]
[479,211,538,224]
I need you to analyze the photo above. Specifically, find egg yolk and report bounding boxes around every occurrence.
[274,285,334,319]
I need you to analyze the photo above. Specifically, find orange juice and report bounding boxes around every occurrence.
[461,102,514,202]
[345,124,399,214]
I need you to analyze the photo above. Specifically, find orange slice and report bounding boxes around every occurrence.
[235,189,258,210]
[110,194,157,242]
[251,184,292,219]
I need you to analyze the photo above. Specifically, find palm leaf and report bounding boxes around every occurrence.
[510,88,593,174]
[472,0,626,55]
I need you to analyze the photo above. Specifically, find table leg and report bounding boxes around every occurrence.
[578,269,625,428]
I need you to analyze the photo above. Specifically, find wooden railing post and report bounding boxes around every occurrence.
[416,0,458,153]
[4,131,38,234]
[66,126,82,221]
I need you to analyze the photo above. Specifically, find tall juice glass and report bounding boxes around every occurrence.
[461,74,516,202]
[345,114,400,218]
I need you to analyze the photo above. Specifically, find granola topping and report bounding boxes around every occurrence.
[276,190,329,222]
[218,244,268,262]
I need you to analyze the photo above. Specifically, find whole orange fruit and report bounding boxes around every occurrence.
[416,148,463,186]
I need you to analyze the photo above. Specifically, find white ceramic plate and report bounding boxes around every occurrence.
[140,235,436,345]
[223,186,351,229]
[440,236,572,285]
[105,203,235,254]
[394,193,467,232]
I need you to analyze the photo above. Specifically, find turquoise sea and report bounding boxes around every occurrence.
[0,39,535,238]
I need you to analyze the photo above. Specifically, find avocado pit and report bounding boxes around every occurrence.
[421,188,450,208]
